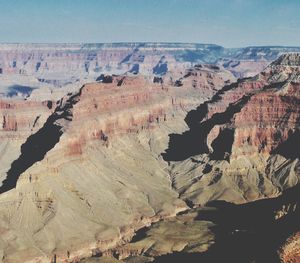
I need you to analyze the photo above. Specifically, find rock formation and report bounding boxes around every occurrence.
[80,182,300,263]
[0,43,300,100]
[0,49,299,263]
[0,65,234,262]
[163,53,300,205]
[0,98,53,189]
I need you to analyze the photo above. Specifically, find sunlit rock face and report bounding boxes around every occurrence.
[0,46,299,262]
[0,64,234,262]
[163,54,300,204]
[0,43,300,100]
[280,232,300,263]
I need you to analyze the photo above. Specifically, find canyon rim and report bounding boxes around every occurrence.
[0,1,299,263]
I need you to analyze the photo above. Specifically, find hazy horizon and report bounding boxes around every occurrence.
[0,42,300,49]
[0,0,299,47]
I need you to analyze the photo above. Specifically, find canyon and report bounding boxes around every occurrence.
[1,43,300,101]
[0,63,234,262]
[0,44,298,263]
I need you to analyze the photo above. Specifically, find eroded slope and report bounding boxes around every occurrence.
[0,66,234,262]
[163,53,300,205]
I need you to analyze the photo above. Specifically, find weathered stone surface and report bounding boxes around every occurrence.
[0,44,299,100]
[0,65,233,262]
[0,51,299,263]
[163,54,300,205]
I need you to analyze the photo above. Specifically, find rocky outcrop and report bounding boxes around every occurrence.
[152,182,300,263]
[0,88,82,193]
[0,52,299,263]
[0,43,300,100]
[0,65,234,262]
[0,99,53,187]
[80,181,300,263]
[163,54,300,205]
[280,232,300,263]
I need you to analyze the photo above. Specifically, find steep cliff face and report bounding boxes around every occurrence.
[0,53,299,263]
[163,53,300,205]
[0,43,299,100]
[0,65,234,262]
[0,99,53,187]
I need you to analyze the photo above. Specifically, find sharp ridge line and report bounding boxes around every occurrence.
[0,86,84,194]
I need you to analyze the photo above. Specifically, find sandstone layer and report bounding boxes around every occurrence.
[163,53,300,205]
[0,43,300,100]
[0,52,299,263]
[0,65,234,262]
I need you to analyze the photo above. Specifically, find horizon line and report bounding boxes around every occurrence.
[0,42,299,49]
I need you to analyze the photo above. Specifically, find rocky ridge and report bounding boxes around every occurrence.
[0,43,300,100]
[163,53,300,205]
[0,53,298,263]
[0,65,234,262]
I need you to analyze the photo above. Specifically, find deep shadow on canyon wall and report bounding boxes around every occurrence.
[153,183,300,263]
[0,88,83,194]
[162,92,252,161]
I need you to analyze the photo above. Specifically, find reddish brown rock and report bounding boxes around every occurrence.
[0,65,234,263]
[280,232,300,263]
[163,54,300,205]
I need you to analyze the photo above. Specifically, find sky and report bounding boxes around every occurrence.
[0,0,299,47]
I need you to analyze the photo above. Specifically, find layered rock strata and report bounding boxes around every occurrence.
[0,65,233,262]
[163,53,300,205]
